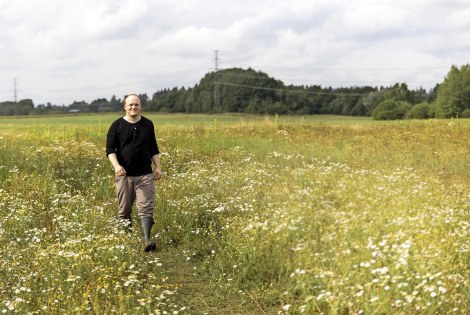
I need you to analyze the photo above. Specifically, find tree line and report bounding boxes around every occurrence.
[1,64,469,119]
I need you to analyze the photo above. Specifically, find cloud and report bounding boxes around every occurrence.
[340,4,411,40]
[0,0,468,105]
[82,0,151,40]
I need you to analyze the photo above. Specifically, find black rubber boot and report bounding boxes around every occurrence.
[140,217,156,252]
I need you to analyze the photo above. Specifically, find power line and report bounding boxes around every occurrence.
[49,79,152,93]
[216,81,370,97]
[218,63,449,87]
[211,69,437,87]
[314,66,450,72]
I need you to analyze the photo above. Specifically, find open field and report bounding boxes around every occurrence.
[0,114,468,314]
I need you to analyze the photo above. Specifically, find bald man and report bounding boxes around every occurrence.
[106,94,162,252]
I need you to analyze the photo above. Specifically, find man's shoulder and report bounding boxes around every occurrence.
[107,117,125,133]
[140,116,155,126]
[110,117,125,125]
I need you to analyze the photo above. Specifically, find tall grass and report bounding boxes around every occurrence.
[0,115,468,314]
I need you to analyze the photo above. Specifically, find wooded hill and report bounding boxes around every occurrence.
[147,67,436,117]
[2,64,470,119]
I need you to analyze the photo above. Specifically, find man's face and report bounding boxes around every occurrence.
[124,95,141,117]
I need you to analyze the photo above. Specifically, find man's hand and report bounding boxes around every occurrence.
[115,166,126,177]
[109,153,126,176]
[154,168,162,180]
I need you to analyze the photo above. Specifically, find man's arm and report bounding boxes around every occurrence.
[108,153,126,176]
[151,154,162,180]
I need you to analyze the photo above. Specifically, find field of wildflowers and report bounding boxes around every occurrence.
[0,114,468,314]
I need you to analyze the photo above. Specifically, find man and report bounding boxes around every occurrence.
[106,94,162,252]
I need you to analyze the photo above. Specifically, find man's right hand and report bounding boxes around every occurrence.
[115,166,126,176]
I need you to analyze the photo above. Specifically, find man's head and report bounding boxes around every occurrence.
[123,94,141,118]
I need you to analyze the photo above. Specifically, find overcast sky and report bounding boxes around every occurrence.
[0,0,469,105]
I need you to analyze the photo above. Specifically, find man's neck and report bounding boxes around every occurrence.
[124,115,141,123]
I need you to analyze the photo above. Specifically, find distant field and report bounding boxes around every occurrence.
[0,114,468,314]
[0,112,375,127]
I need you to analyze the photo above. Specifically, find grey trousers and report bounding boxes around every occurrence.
[115,173,155,221]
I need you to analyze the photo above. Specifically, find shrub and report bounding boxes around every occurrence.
[372,100,411,120]
[407,102,435,119]
[460,108,470,118]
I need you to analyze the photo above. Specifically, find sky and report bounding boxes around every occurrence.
[0,0,469,105]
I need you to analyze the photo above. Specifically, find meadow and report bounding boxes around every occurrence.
[0,113,468,314]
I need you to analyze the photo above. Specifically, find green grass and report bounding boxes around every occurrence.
[0,114,468,314]
[0,112,374,127]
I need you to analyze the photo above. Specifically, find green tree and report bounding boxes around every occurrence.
[350,99,368,116]
[0,99,34,115]
[69,100,89,112]
[408,87,430,104]
[383,83,412,103]
[89,98,108,112]
[190,68,283,113]
[361,89,386,115]
[428,84,440,103]
[0,101,15,115]
[435,64,470,118]
[17,99,34,115]
[305,85,332,114]
[109,95,122,111]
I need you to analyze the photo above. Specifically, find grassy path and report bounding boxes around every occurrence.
[156,248,273,315]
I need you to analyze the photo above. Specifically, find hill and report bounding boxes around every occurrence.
[147,67,433,116]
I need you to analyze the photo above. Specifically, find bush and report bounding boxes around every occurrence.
[372,100,411,120]
[407,102,435,119]
[460,108,470,118]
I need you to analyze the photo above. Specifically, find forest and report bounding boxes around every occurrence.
[1,64,469,119]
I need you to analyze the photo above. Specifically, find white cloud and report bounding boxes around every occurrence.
[450,11,470,29]
[82,0,151,40]
[0,0,468,105]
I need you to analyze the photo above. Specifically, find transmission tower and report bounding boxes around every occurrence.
[213,50,221,113]
[13,78,17,103]
[214,50,220,71]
